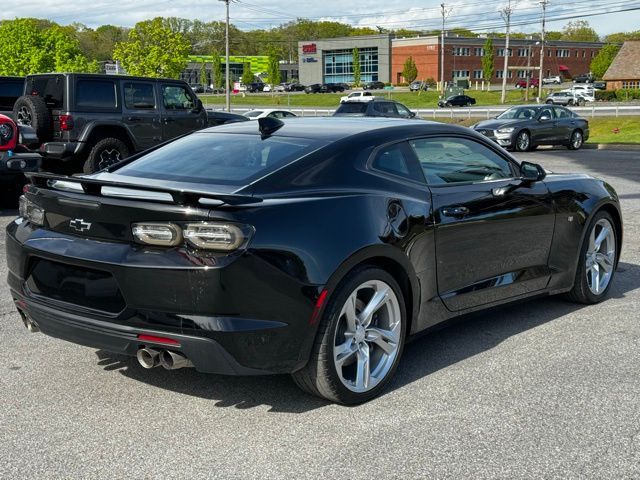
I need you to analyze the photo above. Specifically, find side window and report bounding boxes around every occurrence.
[539,106,555,119]
[124,82,156,110]
[409,137,514,185]
[162,85,195,110]
[76,80,117,109]
[553,107,569,118]
[371,142,424,182]
[396,104,411,117]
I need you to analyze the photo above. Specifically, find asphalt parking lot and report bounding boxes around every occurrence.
[0,148,638,479]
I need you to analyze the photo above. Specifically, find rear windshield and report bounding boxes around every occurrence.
[335,103,368,114]
[0,79,24,110]
[26,75,64,109]
[244,111,263,118]
[114,132,328,185]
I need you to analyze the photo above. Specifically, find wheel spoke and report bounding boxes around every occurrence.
[594,226,610,251]
[595,252,613,273]
[358,287,389,328]
[590,264,600,293]
[355,343,370,390]
[334,340,358,367]
[365,326,399,355]
[588,227,596,253]
[343,292,358,332]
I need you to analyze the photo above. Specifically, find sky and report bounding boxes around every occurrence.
[2,0,639,36]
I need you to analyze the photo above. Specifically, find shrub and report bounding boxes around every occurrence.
[595,90,617,101]
[615,88,640,100]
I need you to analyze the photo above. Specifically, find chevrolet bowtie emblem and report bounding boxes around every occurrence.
[69,218,92,233]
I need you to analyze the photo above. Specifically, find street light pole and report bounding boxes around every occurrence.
[219,0,231,112]
[538,0,548,102]
[500,0,512,104]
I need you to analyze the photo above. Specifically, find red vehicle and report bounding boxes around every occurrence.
[515,78,539,89]
[0,113,41,203]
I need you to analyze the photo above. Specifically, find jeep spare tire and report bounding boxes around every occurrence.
[13,95,52,142]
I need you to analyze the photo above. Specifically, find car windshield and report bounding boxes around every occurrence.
[497,107,539,119]
[244,111,263,118]
[115,132,329,186]
[335,103,368,114]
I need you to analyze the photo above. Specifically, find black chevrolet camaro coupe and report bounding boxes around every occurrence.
[7,117,622,404]
[472,105,589,152]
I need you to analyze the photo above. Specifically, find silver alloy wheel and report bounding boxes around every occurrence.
[572,131,583,149]
[98,148,122,170]
[16,106,32,126]
[585,218,616,295]
[517,132,530,151]
[333,280,402,393]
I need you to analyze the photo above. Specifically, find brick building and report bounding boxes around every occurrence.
[392,35,604,85]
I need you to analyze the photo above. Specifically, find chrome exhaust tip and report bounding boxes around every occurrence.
[159,350,193,370]
[18,310,39,333]
[137,348,161,369]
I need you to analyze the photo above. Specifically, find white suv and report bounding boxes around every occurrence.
[542,75,562,84]
[340,91,374,103]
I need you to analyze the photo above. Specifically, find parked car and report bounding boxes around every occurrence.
[362,81,386,90]
[0,76,25,115]
[273,83,288,92]
[542,75,562,85]
[206,111,250,127]
[569,86,595,102]
[472,105,589,152]
[13,73,207,173]
[286,83,306,92]
[545,91,586,106]
[305,83,323,94]
[333,99,415,119]
[243,109,297,119]
[515,78,539,89]
[323,83,346,93]
[340,91,375,103]
[245,82,265,93]
[409,81,429,92]
[11,117,622,404]
[593,81,606,90]
[0,113,41,203]
[190,83,205,94]
[438,94,476,107]
[573,73,594,84]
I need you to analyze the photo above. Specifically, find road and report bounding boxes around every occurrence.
[0,149,639,479]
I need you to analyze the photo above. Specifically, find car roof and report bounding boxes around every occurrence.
[25,72,187,83]
[199,117,467,141]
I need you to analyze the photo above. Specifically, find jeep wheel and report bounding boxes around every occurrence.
[83,138,130,173]
[12,96,52,142]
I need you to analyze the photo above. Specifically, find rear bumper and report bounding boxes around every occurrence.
[0,151,41,175]
[6,219,321,375]
[40,141,84,161]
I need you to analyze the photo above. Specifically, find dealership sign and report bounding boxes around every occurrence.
[302,43,317,54]
[302,58,318,63]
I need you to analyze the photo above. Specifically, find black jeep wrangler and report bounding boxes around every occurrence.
[13,73,207,173]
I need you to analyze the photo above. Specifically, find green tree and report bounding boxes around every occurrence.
[113,17,190,78]
[352,48,361,87]
[402,56,417,83]
[200,62,209,87]
[212,51,224,89]
[482,38,494,83]
[561,20,599,42]
[43,25,98,72]
[266,49,281,86]
[604,31,640,43]
[241,62,254,85]
[591,44,621,79]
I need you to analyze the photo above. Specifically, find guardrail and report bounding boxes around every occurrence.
[207,104,639,119]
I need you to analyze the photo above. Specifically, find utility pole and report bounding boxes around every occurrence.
[440,3,452,95]
[525,41,532,101]
[500,0,513,104]
[219,0,231,112]
[537,0,548,101]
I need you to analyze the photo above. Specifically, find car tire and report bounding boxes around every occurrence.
[546,100,553,104]
[445,102,452,107]
[12,95,52,142]
[515,130,531,152]
[566,210,618,304]
[83,137,131,173]
[292,266,406,405]
[567,129,584,150]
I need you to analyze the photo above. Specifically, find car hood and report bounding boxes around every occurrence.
[473,118,530,130]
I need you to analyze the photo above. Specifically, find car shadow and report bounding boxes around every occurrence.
[94,261,639,413]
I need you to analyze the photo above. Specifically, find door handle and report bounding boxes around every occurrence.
[442,206,469,218]
[127,116,142,122]
[164,118,175,124]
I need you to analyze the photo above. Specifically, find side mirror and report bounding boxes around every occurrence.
[193,98,204,113]
[539,115,550,121]
[520,161,546,182]
[409,111,416,118]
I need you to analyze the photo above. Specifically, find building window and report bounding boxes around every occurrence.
[474,47,485,56]
[622,81,640,88]
[582,50,586,58]
[323,47,378,83]
[517,48,530,57]
[548,49,552,57]
[497,48,512,57]
[496,70,513,79]
[556,49,570,57]
[452,70,470,78]
[453,47,470,56]
[473,70,483,79]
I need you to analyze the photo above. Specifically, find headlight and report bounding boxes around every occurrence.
[0,122,14,144]
[132,223,182,246]
[497,127,515,134]
[18,196,45,226]
[183,223,246,251]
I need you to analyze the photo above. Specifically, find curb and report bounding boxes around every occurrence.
[584,143,640,151]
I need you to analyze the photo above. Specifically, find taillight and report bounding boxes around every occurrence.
[59,115,74,131]
[131,222,253,251]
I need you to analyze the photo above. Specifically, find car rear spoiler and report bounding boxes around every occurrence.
[24,172,262,206]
